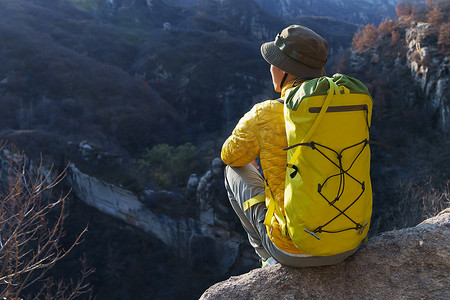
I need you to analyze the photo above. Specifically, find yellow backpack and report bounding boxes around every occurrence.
[273,74,373,256]
[244,74,372,256]
[243,74,373,256]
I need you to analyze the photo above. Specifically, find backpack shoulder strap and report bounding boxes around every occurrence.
[286,77,338,171]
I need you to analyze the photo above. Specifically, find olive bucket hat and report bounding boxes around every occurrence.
[261,25,328,78]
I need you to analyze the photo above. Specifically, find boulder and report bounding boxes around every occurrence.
[200,209,450,299]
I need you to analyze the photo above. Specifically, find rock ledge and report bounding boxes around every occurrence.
[200,209,450,299]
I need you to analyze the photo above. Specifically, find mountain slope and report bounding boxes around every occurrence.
[0,0,363,162]
[253,0,398,25]
[0,0,180,160]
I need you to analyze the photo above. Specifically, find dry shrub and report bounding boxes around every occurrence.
[391,31,401,45]
[425,0,437,7]
[395,180,449,227]
[378,20,397,35]
[396,0,420,18]
[352,24,379,52]
[0,144,92,299]
[438,23,450,46]
[427,6,444,25]
[370,179,450,235]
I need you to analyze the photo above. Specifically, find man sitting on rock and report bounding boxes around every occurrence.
[221,25,362,267]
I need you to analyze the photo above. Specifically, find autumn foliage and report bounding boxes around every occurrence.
[438,23,450,47]
[353,0,449,54]
[396,0,421,18]
[352,24,379,53]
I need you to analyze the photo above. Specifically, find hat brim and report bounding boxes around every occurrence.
[261,41,325,78]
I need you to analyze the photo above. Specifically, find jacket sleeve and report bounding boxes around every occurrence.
[221,105,260,166]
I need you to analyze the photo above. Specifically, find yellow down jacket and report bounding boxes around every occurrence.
[221,81,302,254]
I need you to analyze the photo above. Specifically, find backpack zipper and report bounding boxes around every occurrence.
[308,104,368,113]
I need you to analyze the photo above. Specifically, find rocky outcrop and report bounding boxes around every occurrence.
[196,158,234,227]
[69,164,195,254]
[67,158,256,274]
[405,22,450,133]
[200,209,450,299]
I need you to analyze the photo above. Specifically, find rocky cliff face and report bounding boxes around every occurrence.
[200,209,450,299]
[340,12,450,236]
[68,159,257,275]
[405,21,449,133]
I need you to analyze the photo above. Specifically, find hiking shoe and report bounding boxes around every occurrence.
[261,257,278,268]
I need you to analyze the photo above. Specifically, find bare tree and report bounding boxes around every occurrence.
[0,143,92,299]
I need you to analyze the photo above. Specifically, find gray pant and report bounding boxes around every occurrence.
[224,164,361,267]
